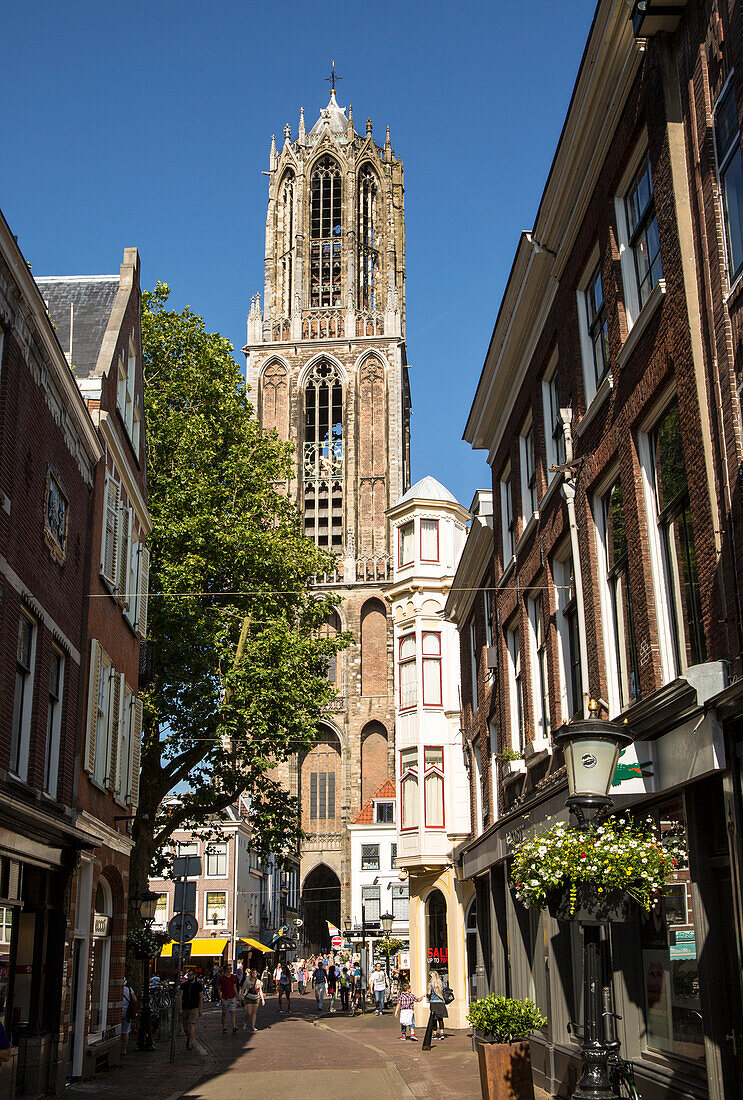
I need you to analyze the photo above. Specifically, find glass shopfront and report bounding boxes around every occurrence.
[426,889,448,986]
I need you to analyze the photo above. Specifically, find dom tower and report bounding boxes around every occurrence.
[244,81,411,949]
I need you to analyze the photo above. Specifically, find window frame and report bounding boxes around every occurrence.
[375,801,395,824]
[713,74,743,287]
[398,520,415,567]
[361,844,380,871]
[505,623,525,753]
[552,551,580,722]
[205,841,228,878]
[399,747,419,832]
[542,353,565,484]
[469,619,479,711]
[11,610,37,781]
[420,518,440,563]
[423,746,445,830]
[527,595,551,743]
[519,420,537,524]
[361,885,380,924]
[500,465,515,565]
[205,890,227,927]
[615,143,663,330]
[398,633,417,711]
[44,646,65,798]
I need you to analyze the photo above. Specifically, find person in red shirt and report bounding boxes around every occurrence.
[218,963,239,1033]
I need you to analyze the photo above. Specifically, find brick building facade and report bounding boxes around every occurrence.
[451,3,743,1099]
[244,88,411,947]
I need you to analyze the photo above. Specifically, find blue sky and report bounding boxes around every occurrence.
[4,0,597,507]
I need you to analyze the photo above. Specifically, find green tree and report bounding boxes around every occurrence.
[129,284,348,906]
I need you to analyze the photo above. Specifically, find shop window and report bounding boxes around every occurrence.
[11,612,36,781]
[206,842,228,877]
[361,844,380,871]
[420,518,439,562]
[392,884,409,921]
[466,898,478,1003]
[424,747,445,829]
[639,797,704,1062]
[398,634,417,710]
[398,520,414,566]
[422,631,442,707]
[206,891,227,927]
[714,77,743,285]
[427,889,449,984]
[89,879,113,1035]
[400,748,419,830]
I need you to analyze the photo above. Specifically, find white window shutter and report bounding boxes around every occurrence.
[104,478,120,581]
[100,473,109,574]
[106,670,121,789]
[129,697,143,809]
[85,641,101,773]
[116,505,131,603]
[138,547,150,639]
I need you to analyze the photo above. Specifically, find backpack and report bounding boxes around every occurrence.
[443,986,455,1005]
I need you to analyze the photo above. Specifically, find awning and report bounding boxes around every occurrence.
[237,937,273,953]
[160,938,228,957]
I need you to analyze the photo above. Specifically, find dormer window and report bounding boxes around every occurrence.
[375,801,394,824]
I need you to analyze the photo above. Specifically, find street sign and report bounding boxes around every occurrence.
[331,934,342,948]
[171,942,192,959]
[173,855,202,879]
[174,881,197,915]
[168,913,199,942]
[292,918,303,928]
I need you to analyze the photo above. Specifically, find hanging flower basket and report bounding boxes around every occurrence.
[510,816,681,920]
[128,928,171,960]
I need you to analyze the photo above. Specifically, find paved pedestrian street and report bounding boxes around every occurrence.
[66,995,508,1099]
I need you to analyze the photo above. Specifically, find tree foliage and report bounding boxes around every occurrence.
[131,284,348,893]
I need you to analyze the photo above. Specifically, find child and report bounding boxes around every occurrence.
[395,981,420,1041]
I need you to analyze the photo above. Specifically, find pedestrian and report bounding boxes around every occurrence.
[312,959,327,1012]
[395,981,420,1041]
[210,965,221,1004]
[180,967,203,1051]
[240,968,265,1032]
[369,963,388,1015]
[326,959,337,1012]
[296,959,305,995]
[421,969,447,1050]
[261,963,272,996]
[304,961,312,995]
[277,962,292,1012]
[219,962,240,1034]
[339,966,351,1012]
[121,980,138,1055]
[273,960,283,994]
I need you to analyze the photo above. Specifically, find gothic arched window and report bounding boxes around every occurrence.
[357,165,378,311]
[303,360,344,549]
[310,156,342,308]
[277,171,295,317]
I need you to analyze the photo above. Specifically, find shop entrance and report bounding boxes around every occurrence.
[301,864,340,951]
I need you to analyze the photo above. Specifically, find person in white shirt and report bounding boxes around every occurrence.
[368,964,388,1015]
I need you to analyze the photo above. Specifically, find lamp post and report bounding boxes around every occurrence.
[135,889,160,1051]
[380,911,394,1005]
[554,715,633,1100]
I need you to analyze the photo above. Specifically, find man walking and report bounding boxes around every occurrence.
[369,963,388,1015]
[312,959,328,1012]
[219,962,239,1034]
[180,968,203,1051]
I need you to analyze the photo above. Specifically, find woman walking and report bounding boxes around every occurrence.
[277,962,292,1013]
[121,980,138,1055]
[241,969,265,1032]
[421,970,447,1050]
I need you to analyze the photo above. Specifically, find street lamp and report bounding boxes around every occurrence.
[135,890,160,1051]
[554,714,633,1100]
[380,912,394,1001]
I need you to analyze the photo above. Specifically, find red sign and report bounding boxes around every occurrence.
[331,935,342,948]
[427,947,448,964]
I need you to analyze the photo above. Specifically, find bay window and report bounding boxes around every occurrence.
[423,747,445,828]
[398,521,414,567]
[398,634,417,709]
[400,748,419,830]
[420,519,439,562]
[422,632,442,706]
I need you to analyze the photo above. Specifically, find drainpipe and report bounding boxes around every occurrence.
[560,411,590,714]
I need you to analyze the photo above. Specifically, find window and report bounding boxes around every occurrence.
[621,151,663,318]
[505,625,525,753]
[44,648,64,797]
[278,171,296,316]
[483,590,494,649]
[585,262,610,391]
[392,884,409,921]
[420,519,439,562]
[102,473,119,582]
[0,907,12,948]
[489,721,499,819]
[11,613,36,780]
[310,770,336,819]
[303,360,344,550]
[357,165,378,311]
[400,748,419,830]
[469,620,479,711]
[90,649,115,786]
[543,359,566,479]
[422,632,442,707]
[375,801,394,824]
[424,747,445,828]
[117,353,127,413]
[390,842,397,866]
[205,842,228,877]
[44,469,68,562]
[398,521,414,566]
[555,555,583,718]
[598,479,640,711]
[715,79,743,284]
[500,468,515,563]
[520,425,537,521]
[398,634,417,709]
[472,742,483,833]
[649,401,706,674]
[361,844,380,870]
[528,596,550,742]
[178,841,199,857]
[205,891,227,926]
[361,885,380,924]
[310,155,342,307]
[154,894,168,928]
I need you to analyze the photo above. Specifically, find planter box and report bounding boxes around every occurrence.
[547,884,633,924]
[474,1035,535,1100]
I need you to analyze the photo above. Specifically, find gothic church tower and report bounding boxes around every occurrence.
[244,83,411,947]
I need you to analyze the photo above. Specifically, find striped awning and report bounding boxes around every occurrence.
[237,937,273,953]
[160,938,228,957]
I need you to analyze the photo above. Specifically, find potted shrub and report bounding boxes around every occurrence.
[510,815,680,923]
[467,995,546,1100]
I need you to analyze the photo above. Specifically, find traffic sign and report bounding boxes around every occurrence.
[171,942,192,959]
[292,918,304,928]
[331,934,342,948]
[168,913,199,942]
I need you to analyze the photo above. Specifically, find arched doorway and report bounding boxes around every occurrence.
[426,889,449,986]
[301,864,341,952]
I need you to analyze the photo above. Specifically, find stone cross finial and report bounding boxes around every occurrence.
[284,123,291,140]
[366,118,373,135]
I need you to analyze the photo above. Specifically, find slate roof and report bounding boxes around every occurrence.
[35,274,119,379]
[397,475,458,506]
[309,90,348,137]
[351,778,396,825]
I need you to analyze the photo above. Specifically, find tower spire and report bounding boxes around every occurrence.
[298,107,305,141]
[347,103,354,138]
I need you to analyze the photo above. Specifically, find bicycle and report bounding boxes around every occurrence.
[150,985,172,1014]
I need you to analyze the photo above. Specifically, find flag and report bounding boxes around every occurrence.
[326,920,340,938]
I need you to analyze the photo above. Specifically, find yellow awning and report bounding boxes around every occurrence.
[238,937,273,953]
[160,938,228,957]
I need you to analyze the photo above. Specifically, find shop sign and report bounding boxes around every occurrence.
[427,947,448,965]
[93,914,111,938]
[669,929,696,959]
[398,951,410,969]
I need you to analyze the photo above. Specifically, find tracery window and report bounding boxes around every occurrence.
[303,360,343,549]
[357,165,378,311]
[310,156,342,307]
[278,171,295,316]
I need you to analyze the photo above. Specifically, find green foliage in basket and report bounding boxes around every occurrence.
[510,816,681,913]
[467,995,546,1043]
